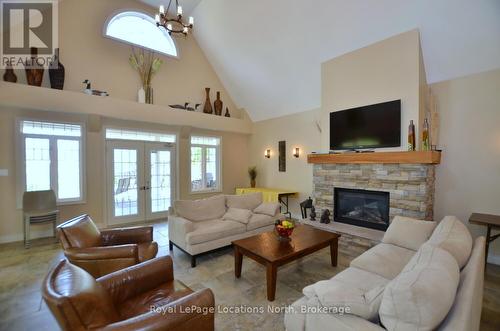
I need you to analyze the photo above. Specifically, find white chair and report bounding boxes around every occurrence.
[23,190,59,248]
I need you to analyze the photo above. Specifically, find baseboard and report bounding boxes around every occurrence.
[487,253,500,266]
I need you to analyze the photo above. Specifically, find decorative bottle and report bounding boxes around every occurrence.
[214,91,223,115]
[3,60,17,83]
[408,120,416,151]
[49,48,65,90]
[224,107,230,117]
[203,87,213,114]
[25,47,44,86]
[422,118,430,151]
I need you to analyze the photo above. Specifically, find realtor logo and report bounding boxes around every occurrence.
[1,0,58,68]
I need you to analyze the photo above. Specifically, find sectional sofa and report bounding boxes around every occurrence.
[285,216,485,331]
[168,192,282,267]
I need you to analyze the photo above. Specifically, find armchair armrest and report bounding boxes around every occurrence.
[101,226,153,246]
[97,256,174,303]
[64,244,138,261]
[97,288,215,331]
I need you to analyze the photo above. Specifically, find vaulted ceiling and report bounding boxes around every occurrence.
[142,0,500,121]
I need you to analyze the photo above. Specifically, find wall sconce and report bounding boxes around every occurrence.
[265,149,271,158]
[293,147,300,158]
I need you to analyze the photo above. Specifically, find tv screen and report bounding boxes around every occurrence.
[330,100,401,150]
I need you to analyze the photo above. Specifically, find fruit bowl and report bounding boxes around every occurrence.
[275,219,295,240]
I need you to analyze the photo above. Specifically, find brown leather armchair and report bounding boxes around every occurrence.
[42,256,215,331]
[57,214,158,277]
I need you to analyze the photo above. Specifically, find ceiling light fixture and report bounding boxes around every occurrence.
[155,0,194,36]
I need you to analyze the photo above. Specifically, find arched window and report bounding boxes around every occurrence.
[104,11,178,57]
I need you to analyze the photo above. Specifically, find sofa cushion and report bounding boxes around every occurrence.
[223,208,252,224]
[379,243,460,331]
[185,219,246,245]
[174,195,226,222]
[226,192,263,210]
[350,244,415,280]
[253,202,280,217]
[427,216,473,269]
[332,267,391,291]
[247,213,275,231]
[382,216,436,251]
[303,279,385,320]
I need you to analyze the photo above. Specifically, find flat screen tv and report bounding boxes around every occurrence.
[330,100,401,151]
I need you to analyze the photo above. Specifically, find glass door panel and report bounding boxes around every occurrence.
[107,141,144,225]
[146,144,174,219]
[113,148,139,217]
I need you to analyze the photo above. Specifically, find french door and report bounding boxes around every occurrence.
[106,141,175,225]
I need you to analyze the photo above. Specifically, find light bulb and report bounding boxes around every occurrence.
[159,5,165,14]
[155,14,160,23]
[189,16,194,25]
[167,23,173,31]
[183,27,189,34]
[177,5,183,15]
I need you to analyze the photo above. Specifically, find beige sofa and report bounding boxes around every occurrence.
[168,193,282,267]
[285,216,485,331]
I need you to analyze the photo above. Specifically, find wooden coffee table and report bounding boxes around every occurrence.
[232,225,340,301]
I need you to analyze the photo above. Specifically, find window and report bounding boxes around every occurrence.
[106,128,176,143]
[20,120,84,203]
[190,136,221,192]
[104,11,178,57]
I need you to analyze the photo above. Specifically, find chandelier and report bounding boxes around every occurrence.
[155,0,194,36]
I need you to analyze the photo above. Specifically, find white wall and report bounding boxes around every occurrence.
[321,30,423,151]
[432,68,500,264]
[249,109,321,218]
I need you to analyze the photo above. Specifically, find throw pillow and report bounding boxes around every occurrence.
[253,202,280,217]
[382,216,436,251]
[223,208,252,224]
[226,192,263,210]
[379,243,460,331]
[427,215,473,269]
[174,195,226,222]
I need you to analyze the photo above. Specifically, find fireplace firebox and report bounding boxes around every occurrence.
[334,188,390,231]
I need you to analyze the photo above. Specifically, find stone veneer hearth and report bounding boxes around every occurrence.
[313,163,436,222]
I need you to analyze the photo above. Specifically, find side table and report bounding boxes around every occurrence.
[469,213,500,263]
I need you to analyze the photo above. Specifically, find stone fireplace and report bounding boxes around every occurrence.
[313,163,436,226]
[334,187,390,231]
[304,151,440,259]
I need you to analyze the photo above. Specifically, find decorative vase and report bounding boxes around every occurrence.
[224,107,230,117]
[3,61,17,83]
[49,48,65,90]
[203,87,213,114]
[422,118,430,151]
[408,120,416,151]
[214,91,223,115]
[145,85,154,104]
[138,87,146,103]
[25,47,44,86]
[250,179,256,188]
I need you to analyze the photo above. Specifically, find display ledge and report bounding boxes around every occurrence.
[0,82,252,134]
[307,151,441,164]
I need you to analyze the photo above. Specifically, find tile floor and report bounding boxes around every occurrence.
[0,222,499,331]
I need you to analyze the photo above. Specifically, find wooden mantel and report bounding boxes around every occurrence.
[307,151,441,165]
